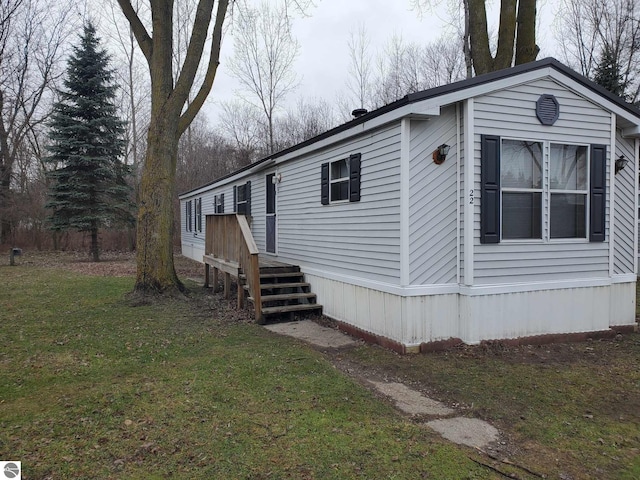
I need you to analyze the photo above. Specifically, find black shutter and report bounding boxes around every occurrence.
[220,193,224,213]
[349,153,361,202]
[480,135,501,244]
[197,198,202,231]
[246,181,251,216]
[590,144,606,242]
[233,186,237,212]
[321,162,329,205]
[188,200,193,232]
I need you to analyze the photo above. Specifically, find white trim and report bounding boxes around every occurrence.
[400,118,411,286]
[299,264,634,298]
[545,70,640,128]
[610,113,616,277]
[635,138,639,275]
[456,102,462,284]
[459,277,631,296]
[301,265,456,296]
[463,98,475,285]
[611,273,637,283]
[622,125,640,138]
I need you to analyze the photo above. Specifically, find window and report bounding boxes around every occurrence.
[185,200,192,232]
[330,159,349,201]
[321,153,361,204]
[234,181,251,215]
[501,140,543,239]
[214,194,224,214]
[550,144,588,239]
[480,135,605,244]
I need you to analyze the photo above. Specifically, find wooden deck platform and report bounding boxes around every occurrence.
[203,254,292,271]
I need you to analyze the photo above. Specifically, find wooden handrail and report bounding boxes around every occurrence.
[205,214,262,322]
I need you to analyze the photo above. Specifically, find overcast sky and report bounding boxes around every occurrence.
[203,0,557,123]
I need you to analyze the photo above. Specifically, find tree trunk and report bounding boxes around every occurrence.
[117,0,229,295]
[90,224,100,262]
[0,191,10,244]
[515,0,539,65]
[134,114,183,293]
[0,159,13,245]
[468,0,493,75]
[468,0,537,75]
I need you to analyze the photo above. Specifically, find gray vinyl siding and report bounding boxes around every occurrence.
[459,107,465,281]
[409,106,458,285]
[248,173,267,252]
[613,131,635,275]
[275,123,402,284]
[474,77,612,284]
[180,193,205,259]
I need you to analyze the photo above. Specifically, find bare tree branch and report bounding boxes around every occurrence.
[178,0,229,134]
[116,0,152,62]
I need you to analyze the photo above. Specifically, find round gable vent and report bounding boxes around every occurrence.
[536,94,559,125]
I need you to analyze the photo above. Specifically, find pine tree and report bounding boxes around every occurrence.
[46,22,134,262]
[593,46,628,99]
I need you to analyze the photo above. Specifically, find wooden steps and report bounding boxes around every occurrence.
[241,264,322,321]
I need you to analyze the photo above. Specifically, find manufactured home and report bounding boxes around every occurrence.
[179,58,640,352]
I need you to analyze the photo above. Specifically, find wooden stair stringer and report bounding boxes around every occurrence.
[241,264,322,321]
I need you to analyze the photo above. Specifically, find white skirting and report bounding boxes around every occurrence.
[181,242,205,264]
[305,273,636,347]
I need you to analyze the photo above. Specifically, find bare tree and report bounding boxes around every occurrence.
[412,0,539,75]
[556,0,640,102]
[374,34,407,106]
[274,97,338,149]
[229,0,300,154]
[102,0,150,173]
[176,113,239,193]
[371,34,465,107]
[0,0,74,244]
[114,0,311,293]
[414,36,466,88]
[219,99,263,164]
[346,23,373,111]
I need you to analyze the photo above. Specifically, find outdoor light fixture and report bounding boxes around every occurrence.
[432,143,451,165]
[615,154,629,174]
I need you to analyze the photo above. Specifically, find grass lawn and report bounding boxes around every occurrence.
[342,332,640,479]
[1,265,493,479]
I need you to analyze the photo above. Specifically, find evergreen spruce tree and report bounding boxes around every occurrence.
[46,22,134,261]
[593,46,628,99]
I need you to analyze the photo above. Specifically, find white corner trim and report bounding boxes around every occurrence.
[400,118,411,286]
[463,98,475,286]
[610,113,616,277]
[456,102,462,284]
[635,138,639,276]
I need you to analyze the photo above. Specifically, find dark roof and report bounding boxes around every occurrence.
[180,57,640,197]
